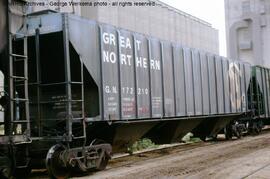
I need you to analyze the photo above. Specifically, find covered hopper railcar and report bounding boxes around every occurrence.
[0,8,263,179]
[240,66,270,134]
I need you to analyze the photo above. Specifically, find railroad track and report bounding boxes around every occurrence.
[29,140,222,179]
[240,162,270,179]
[30,128,270,179]
[108,140,227,170]
[107,127,270,171]
[95,129,270,179]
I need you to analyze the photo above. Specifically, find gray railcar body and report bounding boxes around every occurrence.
[20,13,251,122]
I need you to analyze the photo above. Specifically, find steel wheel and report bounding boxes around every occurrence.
[224,126,232,140]
[0,165,12,179]
[96,152,109,171]
[46,144,70,179]
[90,139,109,171]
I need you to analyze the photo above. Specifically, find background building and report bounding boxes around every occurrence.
[26,0,219,54]
[225,0,270,67]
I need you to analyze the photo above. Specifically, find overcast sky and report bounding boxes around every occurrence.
[160,0,227,57]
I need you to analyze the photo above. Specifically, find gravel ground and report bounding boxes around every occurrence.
[73,132,270,179]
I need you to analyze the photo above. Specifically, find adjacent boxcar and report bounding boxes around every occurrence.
[252,66,270,123]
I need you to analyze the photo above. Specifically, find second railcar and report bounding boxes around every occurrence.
[238,66,270,134]
[253,66,270,121]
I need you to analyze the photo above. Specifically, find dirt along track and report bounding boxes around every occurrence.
[74,131,270,179]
